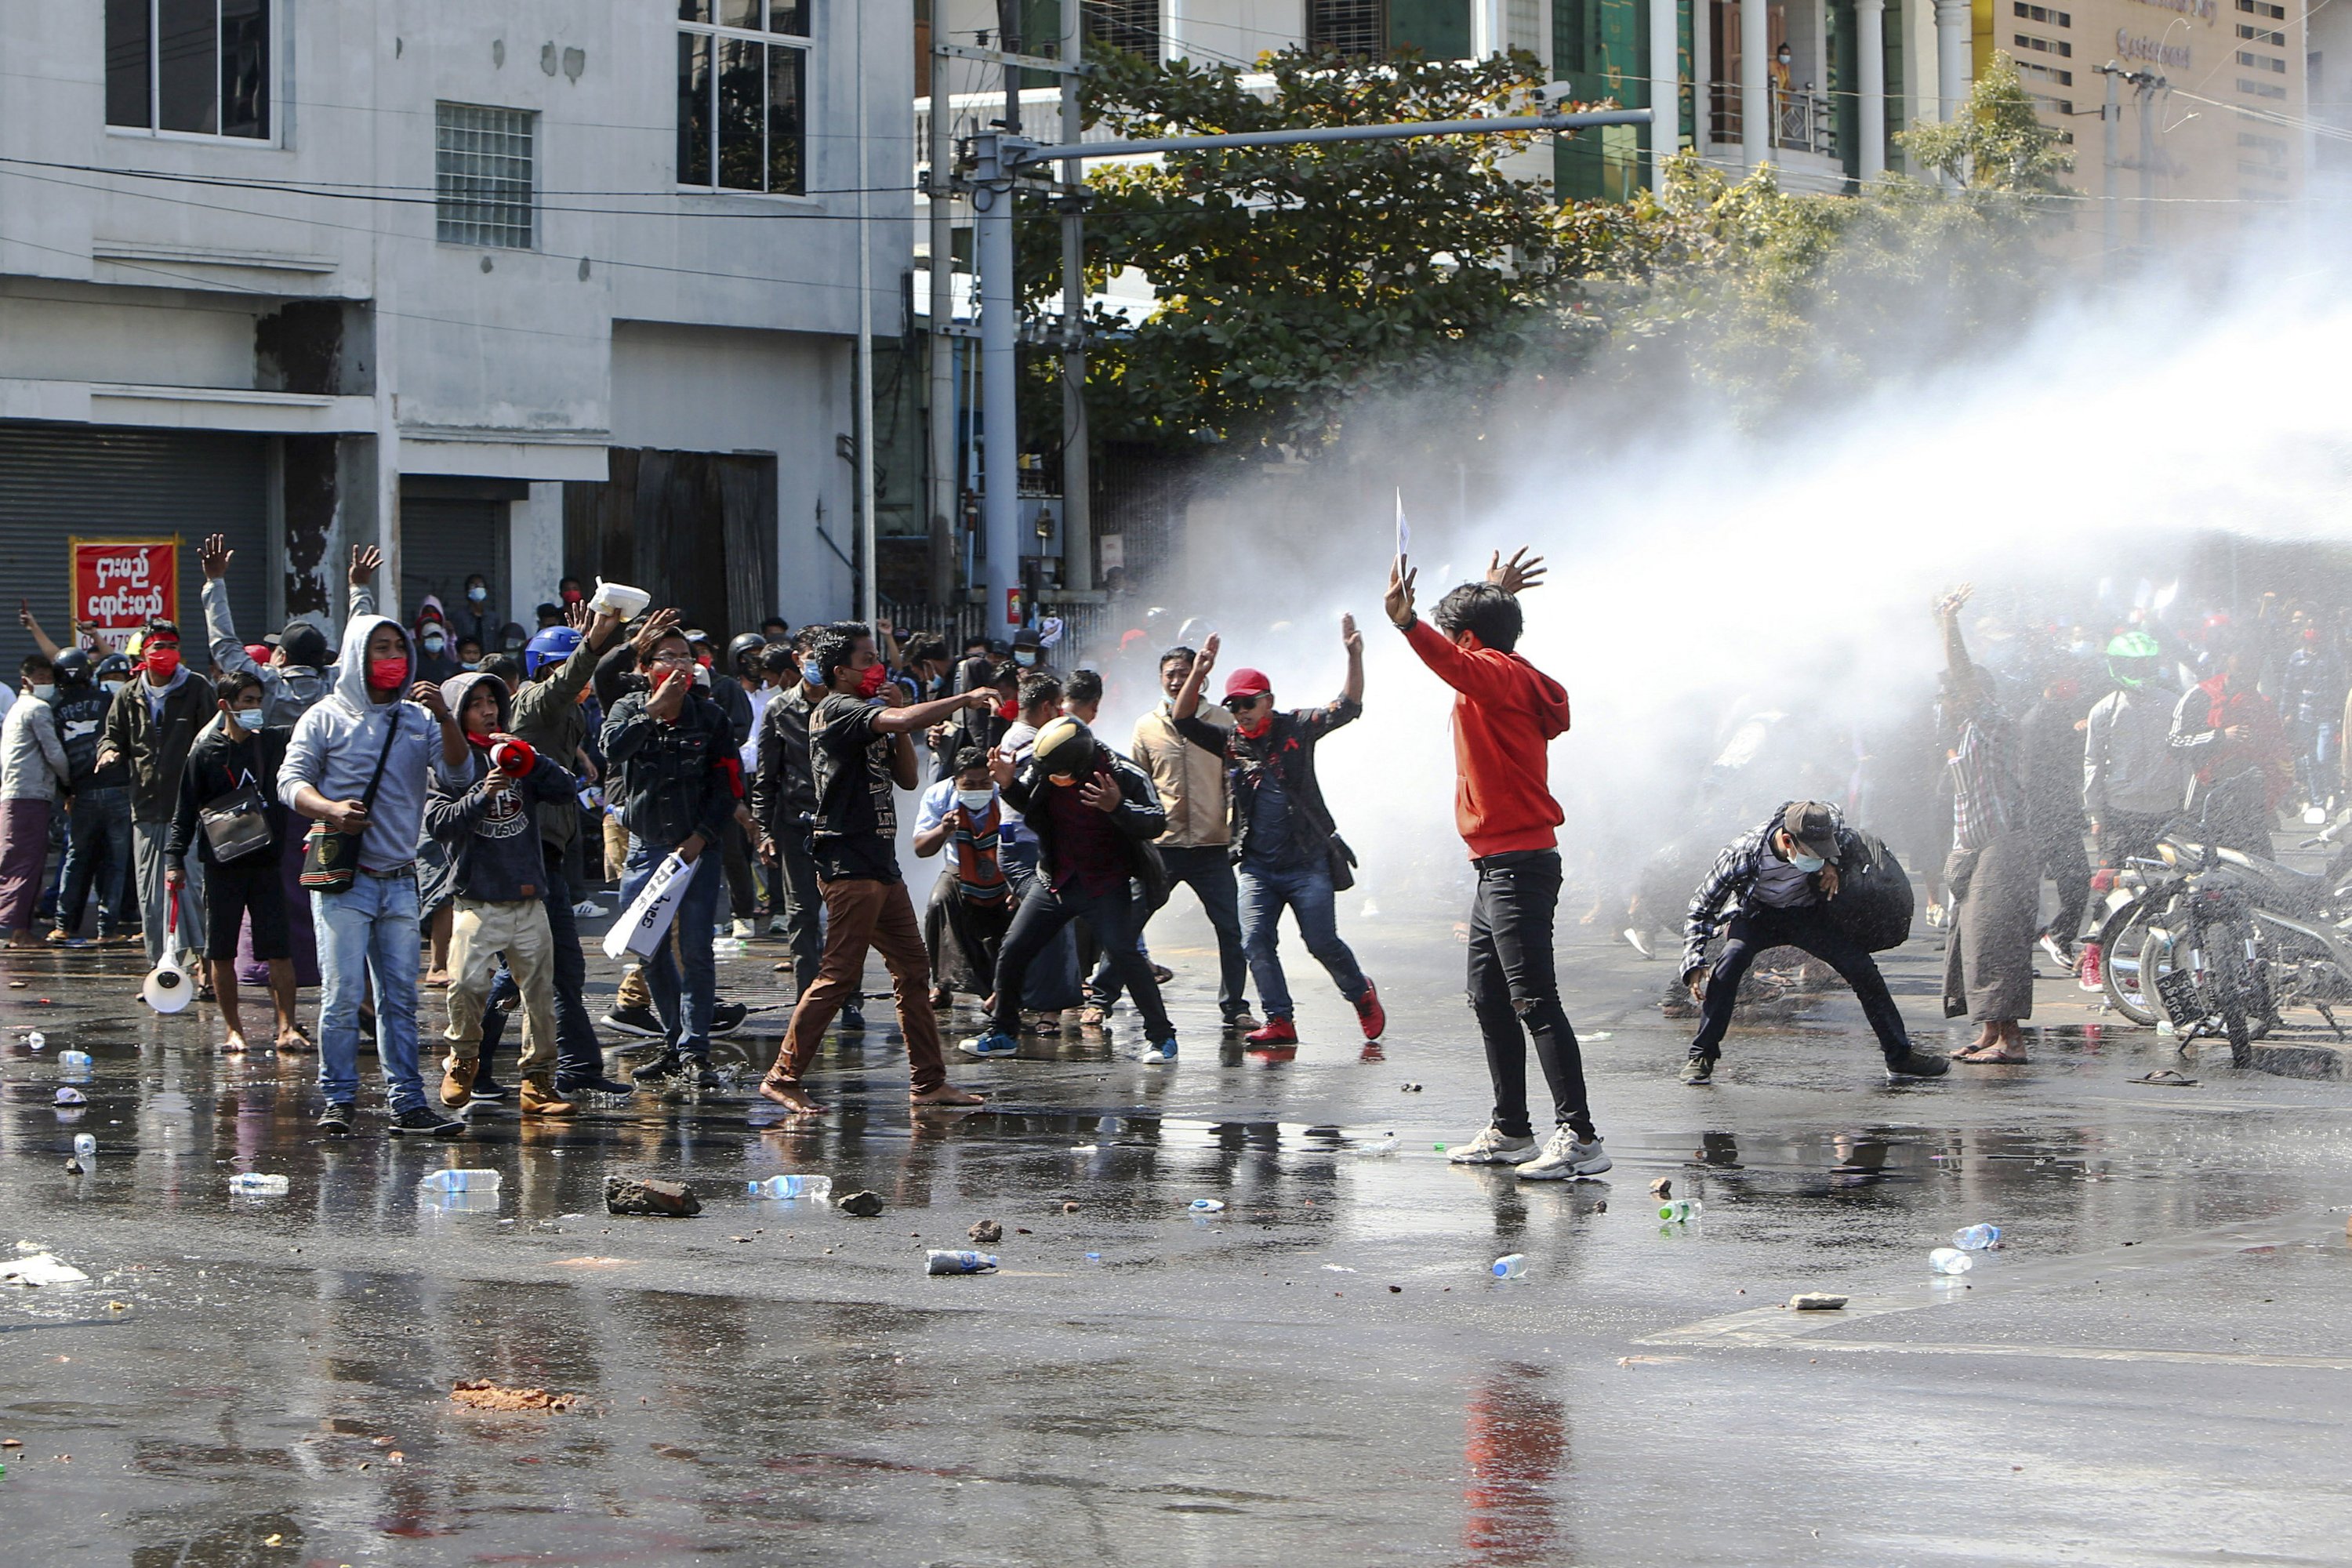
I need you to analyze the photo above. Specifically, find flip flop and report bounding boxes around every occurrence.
[2131,1069,2198,1087]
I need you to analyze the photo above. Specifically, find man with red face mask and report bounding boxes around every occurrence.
[99,619,217,975]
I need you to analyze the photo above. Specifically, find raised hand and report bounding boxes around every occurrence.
[630,608,683,662]
[565,600,593,633]
[199,533,234,580]
[349,543,382,586]
[1385,555,1417,629]
[412,681,450,720]
[1486,546,1547,595]
[1935,583,1974,622]
[1341,612,1362,656]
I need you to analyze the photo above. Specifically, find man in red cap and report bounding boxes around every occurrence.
[1385,549,1608,1181]
[1171,619,1382,1047]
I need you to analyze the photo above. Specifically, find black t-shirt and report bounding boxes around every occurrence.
[808,694,900,882]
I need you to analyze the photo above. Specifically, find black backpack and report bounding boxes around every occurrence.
[1827,829,1915,953]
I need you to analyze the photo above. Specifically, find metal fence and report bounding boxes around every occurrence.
[878,597,1120,672]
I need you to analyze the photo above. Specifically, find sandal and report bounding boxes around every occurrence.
[2131,1068,2198,1087]
[1955,1045,2028,1064]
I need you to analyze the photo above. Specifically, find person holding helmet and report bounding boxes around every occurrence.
[45,648,136,946]
[100,618,216,976]
[2083,630,2185,879]
[957,713,1178,1062]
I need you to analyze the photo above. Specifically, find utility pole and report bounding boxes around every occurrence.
[2137,71,2162,249]
[2100,64,2120,267]
[926,33,956,605]
[1059,4,1092,595]
[1650,0,1681,191]
[854,5,877,625]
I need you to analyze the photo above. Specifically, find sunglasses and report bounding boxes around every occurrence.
[1223,693,1265,713]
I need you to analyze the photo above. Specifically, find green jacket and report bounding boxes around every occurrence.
[507,631,608,850]
[102,668,216,823]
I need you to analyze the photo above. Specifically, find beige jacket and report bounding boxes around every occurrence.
[1131,702,1232,848]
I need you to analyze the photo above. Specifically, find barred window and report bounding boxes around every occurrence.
[1084,0,1165,56]
[436,103,536,249]
[105,0,270,138]
[678,1,810,194]
[1308,0,1389,56]
[2015,32,2073,56]
[2238,22,2287,42]
[2013,2,2071,24]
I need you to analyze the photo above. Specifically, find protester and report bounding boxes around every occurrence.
[995,671,1086,1023]
[914,746,1015,1006]
[959,717,1179,1062]
[754,624,992,1112]
[0,653,67,946]
[2169,631,2290,856]
[701,633,762,941]
[44,648,135,946]
[1063,667,1105,727]
[427,670,579,1116]
[1937,586,2040,1065]
[101,619,214,980]
[413,606,461,685]
[2021,672,2094,971]
[165,672,306,1053]
[1178,620,1381,1047]
[601,620,739,1089]
[451,573,497,649]
[280,613,469,1135]
[1385,551,1611,1177]
[1679,800,1948,1085]
[752,633,832,1001]
[2083,630,2185,870]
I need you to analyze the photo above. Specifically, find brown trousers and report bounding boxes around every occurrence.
[765,875,946,1092]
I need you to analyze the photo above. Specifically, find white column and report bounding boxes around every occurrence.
[1857,0,1886,178]
[1650,0,1680,188]
[1740,0,1769,166]
[1163,0,1185,64]
[1474,0,1504,56]
[1934,0,1970,121]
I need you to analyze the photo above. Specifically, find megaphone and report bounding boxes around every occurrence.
[489,737,538,777]
[142,887,194,1014]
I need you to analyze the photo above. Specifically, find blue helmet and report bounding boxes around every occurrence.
[524,625,582,677]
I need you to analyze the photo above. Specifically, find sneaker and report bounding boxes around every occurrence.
[440,1057,478,1109]
[1222,1009,1261,1033]
[1886,1049,1951,1081]
[1679,1054,1717,1085]
[710,1000,748,1036]
[468,1071,509,1104]
[1517,1127,1612,1181]
[1622,927,1654,960]
[958,1029,1019,1058]
[767,916,789,936]
[1353,981,1386,1041]
[2038,933,2074,971]
[1140,1037,1178,1063]
[571,899,603,918]
[557,1073,637,1098]
[631,1053,686,1086]
[1246,1016,1298,1047]
[388,1105,466,1138]
[602,1003,665,1039]
[316,1102,354,1137]
[690,1060,728,1091]
[1446,1127,1540,1166]
[840,1002,867,1032]
[731,918,756,940]
[2077,941,2104,992]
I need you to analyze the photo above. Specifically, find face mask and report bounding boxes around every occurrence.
[29,684,54,703]
[422,633,446,654]
[101,680,123,696]
[463,660,481,671]
[855,662,889,699]
[994,696,1018,721]
[230,708,264,732]
[694,666,711,688]
[800,661,824,688]
[366,656,408,692]
[1048,774,1080,788]
[146,647,180,680]
[466,586,488,604]
[1014,650,1038,669]
[956,788,995,813]
[1236,710,1272,739]
[561,588,583,605]
[1788,850,1827,874]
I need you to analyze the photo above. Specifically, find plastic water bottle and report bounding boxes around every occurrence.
[59,1050,93,1073]
[73,1134,96,1163]
[1658,1198,1704,1224]
[227,1173,290,1196]
[1929,1247,1974,1275]
[1189,1198,1225,1212]
[1492,1254,1529,1279]
[1954,1223,2001,1250]
[746,1174,833,1200]
[25,1031,45,1051]
[417,1169,502,1192]
[926,1249,998,1275]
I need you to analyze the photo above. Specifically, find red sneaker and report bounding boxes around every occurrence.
[1246,1016,1298,1046]
[1354,981,1386,1041]
[2077,942,2103,992]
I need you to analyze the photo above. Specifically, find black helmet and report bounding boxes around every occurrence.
[52,648,93,686]
[94,652,132,684]
[728,632,766,670]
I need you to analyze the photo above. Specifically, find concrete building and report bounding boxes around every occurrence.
[0,2,910,658]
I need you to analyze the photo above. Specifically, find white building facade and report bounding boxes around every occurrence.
[0,2,911,649]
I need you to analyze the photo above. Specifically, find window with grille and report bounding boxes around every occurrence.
[104,0,270,138]
[1083,0,1163,56]
[1308,0,1389,56]
[677,2,811,194]
[436,103,537,249]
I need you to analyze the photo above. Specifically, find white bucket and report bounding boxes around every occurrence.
[589,578,652,619]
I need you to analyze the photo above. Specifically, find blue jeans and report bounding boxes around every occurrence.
[312,869,425,1113]
[620,840,720,1057]
[56,785,133,937]
[1238,860,1368,1021]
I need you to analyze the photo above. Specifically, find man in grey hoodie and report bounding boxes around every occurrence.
[280,612,468,1137]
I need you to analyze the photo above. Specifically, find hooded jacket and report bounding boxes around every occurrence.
[101,662,214,822]
[278,615,442,872]
[1403,619,1570,859]
[507,626,611,852]
[201,576,376,728]
[426,671,578,902]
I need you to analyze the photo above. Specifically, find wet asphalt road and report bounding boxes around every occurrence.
[5,897,2352,1566]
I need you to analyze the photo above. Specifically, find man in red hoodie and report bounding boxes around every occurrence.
[1386,548,1609,1181]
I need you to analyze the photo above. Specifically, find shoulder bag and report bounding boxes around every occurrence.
[299,712,402,894]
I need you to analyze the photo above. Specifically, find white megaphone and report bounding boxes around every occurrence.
[142,886,194,1014]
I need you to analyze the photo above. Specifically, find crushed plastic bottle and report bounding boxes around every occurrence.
[1658,1198,1704,1224]
[73,1134,96,1163]
[227,1173,290,1195]
[53,1087,85,1107]
[1954,1223,2002,1250]
[926,1249,998,1275]
[1189,1198,1225,1212]
[1492,1254,1530,1279]
[58,1050,93,1073]
[24,1031,45,1051]
[417,1169,502,1192]
[746,1174,833,1200]
[1929,1247,1974,1275]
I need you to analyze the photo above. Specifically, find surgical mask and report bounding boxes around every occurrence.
[230,708,264,732]
[28,684,54,703]
[1014,650,1038,669]
[466,585,488,603]
[1788,850,1827,874]
[801,661,824,688]
[463,660,481,671]
[366,656,408,692]
[422,633,446,654]
[101,680,123,695]
[956,788,995,813]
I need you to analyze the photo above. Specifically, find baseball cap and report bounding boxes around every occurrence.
[1221,667,1272,701]
[1780,801,1839,862]
[279,622,329,667]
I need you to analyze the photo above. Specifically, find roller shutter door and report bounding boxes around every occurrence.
[398,495,511,637]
